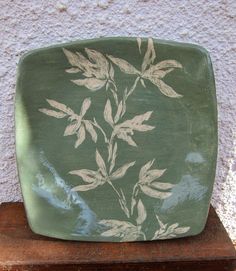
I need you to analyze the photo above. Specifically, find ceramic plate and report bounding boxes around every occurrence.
[15,37,217,242]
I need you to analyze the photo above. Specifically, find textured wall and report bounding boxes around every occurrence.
[0,0,235,240]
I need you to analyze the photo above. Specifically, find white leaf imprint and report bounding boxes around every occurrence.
[139,159,155,180]
[46,99,74,115]
[104,99,114,126]
[116,129,137,147]
[174,226,190,234]
[143,68,175,79]
[148,60,182,71]
[140,185,172,199]
[74,51,94,72]
[111,161,135,180]
[138,160,174,200]
[109,63,115,80]
[99,219,142,241]
[107,55,140,75]
[137,37,142,54]
[69,169,101,183]
[150,181,175,190]
[141,38,156,72]
[95,149,107,177]
[80,98,91,117]
[72,182,100,192]
[147,77,182,98]
[131,197,137,215]
[119,111,155,131]
[140,78,146,88]
[109,142,117,173]
[118,190,130,218]
[64,121,81,136]
[63,48,81,67]
[136,199,147,225]
[65,67,80,73]
[83,120,97,142]
[153,215,190,239]
[114,101,123,123]
[145,169,167,183]
[75,125,86,148]
[38,109,67,118]
[72,78,106,91]
[85,48,109,78]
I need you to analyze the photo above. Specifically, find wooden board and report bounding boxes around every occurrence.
[0,203,235,271]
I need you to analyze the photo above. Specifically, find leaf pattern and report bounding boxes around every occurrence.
[145,77,183,98]
[70,150,135,198]
[75,125,86,148]
[69,169,101,183]
[116,128,137,147]
[70,168,103,192]
[63,48,81,67]
[72,78,106,91]
[147,60,182,71]
[95,149,107,177]
[109,142,117,173]
[107,55,140,75]
[114,101,123,123]
[38,109,67,118]
[112,111,155,147]
[46,99,74,114]
[136,199,147,225]
[83,120,97,143]
[118,111,155,132]
[140,186,172,199]
[109,38,183,98]
[153,215,190,239]
[85,48,109,78]
[80,98,91,117]
[72,182,100,192]
[64,121,81,136]
[65,67,80,73]
[110,161,135,180]
[141,38,156,72]
[39,98,99,148]
[137,37,142,54]
[39,38,191,241]
[63,47,111,92]
[99,220,143,241]
[138,160,174,199]
[104,99,114,126]
[139,159,155,179]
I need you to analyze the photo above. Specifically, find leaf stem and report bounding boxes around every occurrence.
[121,76,140,117]
[126,76,140,98]
[110,88,119,106]
[92,118,109,143]
[108,180,121,198]
[108,181,130,218]
[110,80,118,92]
[130,183,139,215]
[109,81,119,106]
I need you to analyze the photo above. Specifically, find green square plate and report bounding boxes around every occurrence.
[15,37,217,242]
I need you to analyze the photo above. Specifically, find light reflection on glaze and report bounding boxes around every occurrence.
[185,152,205,164]
[32,152,99,236]
[161,174,208,211]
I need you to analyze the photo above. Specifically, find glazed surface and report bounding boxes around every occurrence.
[15,38,217,241]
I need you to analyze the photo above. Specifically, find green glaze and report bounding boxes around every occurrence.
[15,37,217,242]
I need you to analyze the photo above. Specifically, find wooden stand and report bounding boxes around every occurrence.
[0,203,235,271]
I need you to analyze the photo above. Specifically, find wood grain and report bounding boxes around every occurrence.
[0,203,235,271]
